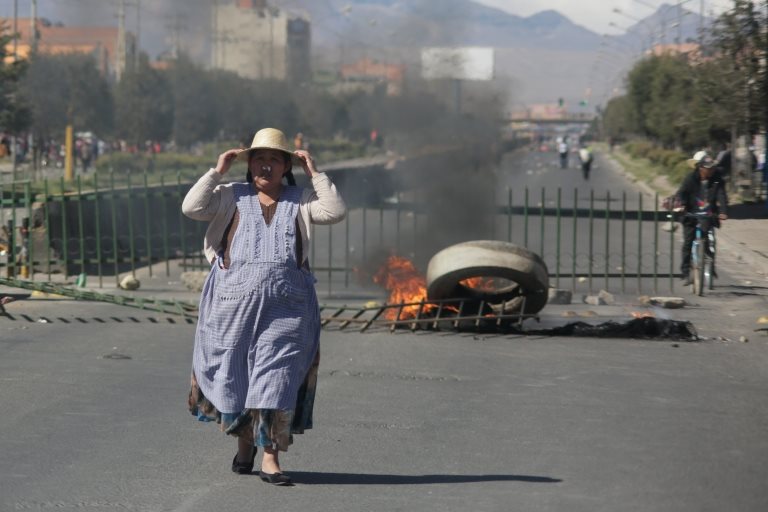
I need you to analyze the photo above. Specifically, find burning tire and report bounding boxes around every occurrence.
[426,241,549,314]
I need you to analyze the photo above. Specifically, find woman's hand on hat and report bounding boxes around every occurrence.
[215,149,241,176]
[294,149,318,177]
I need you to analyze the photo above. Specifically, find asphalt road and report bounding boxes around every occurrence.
[495,146,644,205]
[2,147,768,511]
[1,296,768,511]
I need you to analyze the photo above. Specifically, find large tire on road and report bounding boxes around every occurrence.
[426,241,550,315]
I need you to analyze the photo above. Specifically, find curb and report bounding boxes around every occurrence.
[598,151,664,201]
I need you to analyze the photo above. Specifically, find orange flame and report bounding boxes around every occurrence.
[459,276,498,292]
[373,255,432,320]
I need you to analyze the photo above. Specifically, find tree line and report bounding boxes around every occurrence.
[600,0,767,155]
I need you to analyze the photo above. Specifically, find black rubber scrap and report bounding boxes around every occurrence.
[527,317,699,341]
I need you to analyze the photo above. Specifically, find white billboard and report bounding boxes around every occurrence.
[421,47,494,81]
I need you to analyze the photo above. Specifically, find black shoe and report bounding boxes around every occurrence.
[259,470,293,486]
[231,447,257,474]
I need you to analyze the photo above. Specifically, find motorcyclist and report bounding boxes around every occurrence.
[675,151,728,286]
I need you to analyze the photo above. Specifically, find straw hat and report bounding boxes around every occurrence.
[236,128,299,164]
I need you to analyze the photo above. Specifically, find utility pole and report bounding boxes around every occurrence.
[211,0,218,68]
[11,0,18,180]
[135,0,141,68]
[676,0,682,45]
[12,0,18,60]
[269,8,274,79]
[30,0,38,175]
[165,12,188,59]
[30,0,38,53]
[116,0,127,81]
[763,0,768,190]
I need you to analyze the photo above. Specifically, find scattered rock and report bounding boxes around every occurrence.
[579,310,599,317]
[649,296,686,309]
[561,311,579,317]
[740,336,749,343]
[119,275,141,291]
[548,288,572,305]
[661,222,678,232]
[583,295,606,306]
[757,316,768,325]
[180,271,209,292]
[598,289,614,305]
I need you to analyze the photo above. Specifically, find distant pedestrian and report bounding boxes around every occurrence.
[578,145,593,179]
[714,143,731,187]
[715,142,733,191]
[79,139,93,173]
[558,138,569,169]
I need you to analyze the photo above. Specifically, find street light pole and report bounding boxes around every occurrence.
[763,0,768,190]
[632,0,657,9]
[30,0,38,53]
[609,20,651,53]
[12,0,18,60]
[11,0,18,180]
[116,0,126,81]
[612,9,657,52]
[135,0,141,69]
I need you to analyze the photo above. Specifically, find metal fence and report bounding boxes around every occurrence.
[309,188,679,296]
[0,173,680,296]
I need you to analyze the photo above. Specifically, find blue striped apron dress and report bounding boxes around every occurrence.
[191,183,320,437]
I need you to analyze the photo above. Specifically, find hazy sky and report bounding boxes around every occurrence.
[474,0,731,35]
[0,1,734,36]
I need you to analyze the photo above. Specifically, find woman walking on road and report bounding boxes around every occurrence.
[182,128,346,485]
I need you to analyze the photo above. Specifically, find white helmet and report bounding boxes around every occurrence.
[687,150,709,169]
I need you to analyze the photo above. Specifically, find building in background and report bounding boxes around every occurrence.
[211,0,310,82]
[648,42,702,62]
[1,17,135,80]
[338,57,405,96]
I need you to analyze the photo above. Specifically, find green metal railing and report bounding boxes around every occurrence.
[1,178,680,297]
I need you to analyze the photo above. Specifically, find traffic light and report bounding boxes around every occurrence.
[558,97,564,107]
[579,100,588,107]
